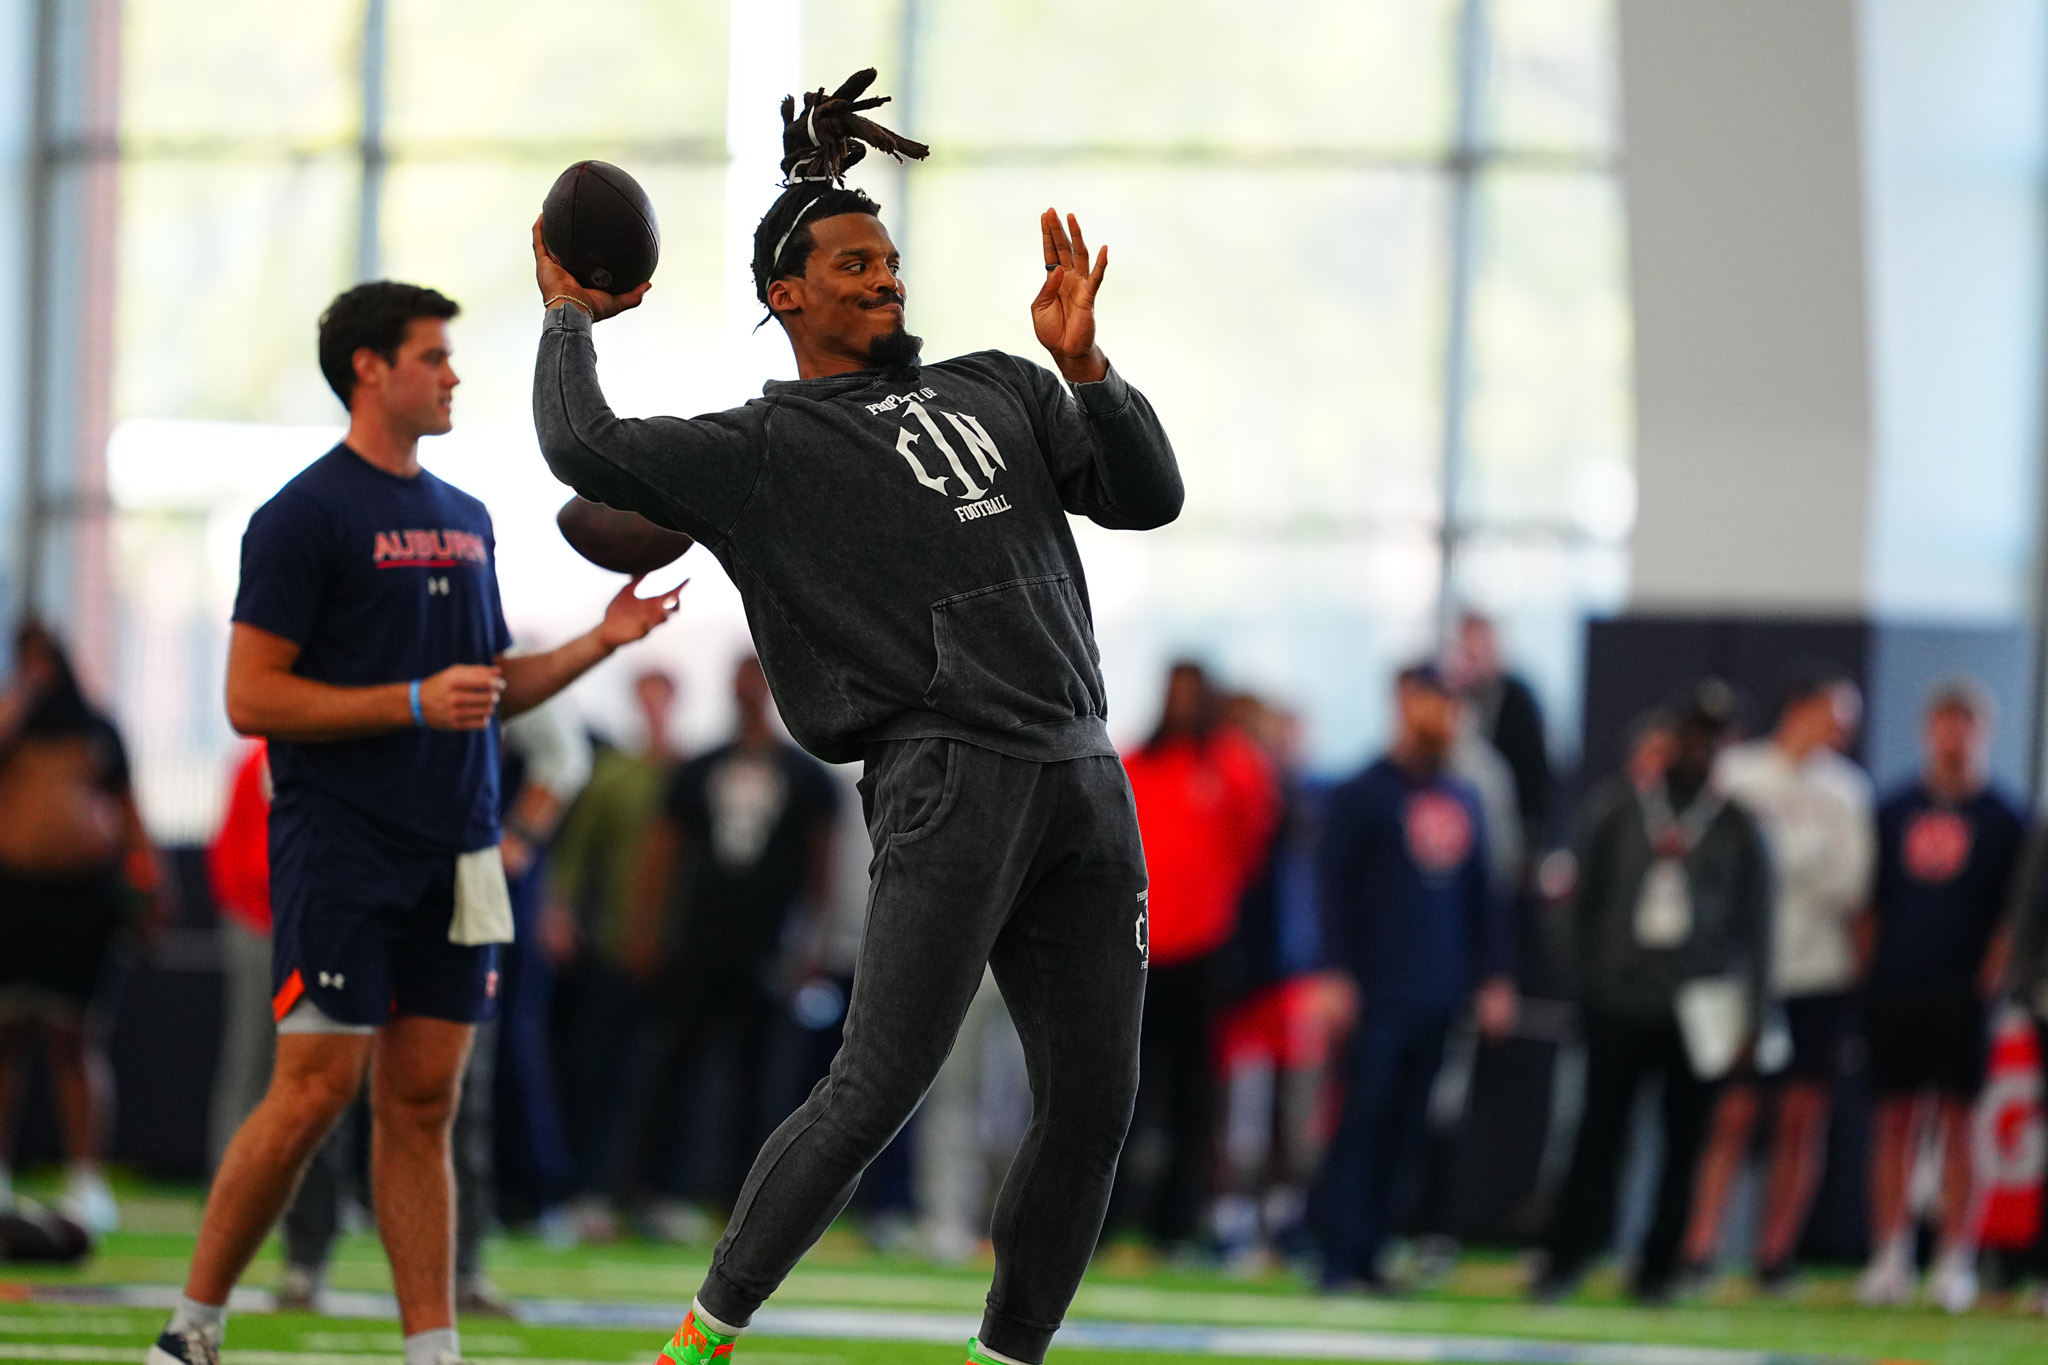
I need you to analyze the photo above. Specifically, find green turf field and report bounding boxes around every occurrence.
[3,1181,2046,1365]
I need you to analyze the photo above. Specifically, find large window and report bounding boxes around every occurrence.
[106,0,1628,834]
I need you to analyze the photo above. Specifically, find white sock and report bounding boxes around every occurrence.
[972,1339,1033,1365]
[167,1296,227,1345]
[403,1326,460,1365]
[691,1297,745,1338]
[66,1158,100,1188]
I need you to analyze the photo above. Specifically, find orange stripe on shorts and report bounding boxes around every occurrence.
[272,968,305,1022]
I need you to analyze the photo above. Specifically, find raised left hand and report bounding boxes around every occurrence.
[597,576,686,650]
[1031,208,1109,384]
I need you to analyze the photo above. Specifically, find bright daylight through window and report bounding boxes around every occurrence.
[101,0,1628,836]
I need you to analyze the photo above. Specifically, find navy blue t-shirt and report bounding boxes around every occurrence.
[1869,781,2025,991]
[1317,757,1509,1017]
[232,446,512,857]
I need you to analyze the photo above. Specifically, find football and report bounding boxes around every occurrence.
[556,497,693,577]
[540,160,660,294]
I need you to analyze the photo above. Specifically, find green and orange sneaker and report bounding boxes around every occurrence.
[963,1338,1018,1365]
[656,1308,736,1365]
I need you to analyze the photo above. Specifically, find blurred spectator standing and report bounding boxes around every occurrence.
[1534,681,1770,1303]
[0,621,162,1232]
[1857,678,2023,1312]
[1114,662,1280,1252]
[1209,698,1351,1272]
[772,764,919,1253]
[1447,611,1554,1001]
[489,698,592,1242]
[1683,665,1874,1290]
[1316,665,1516,1290]
[205,741,273,1173]
[1447,611,1552,853]
[549,669,681,1237]
[1406,698,1522,1277]
[627,657,837,1232]
[915,967,1029,1264]
[1450,713,1525,907]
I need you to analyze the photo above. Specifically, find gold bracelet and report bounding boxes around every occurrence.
[544,294,595,318]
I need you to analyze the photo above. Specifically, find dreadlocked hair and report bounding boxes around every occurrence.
[751,68,928,310]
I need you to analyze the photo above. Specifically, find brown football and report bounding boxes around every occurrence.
[556,496,694,576]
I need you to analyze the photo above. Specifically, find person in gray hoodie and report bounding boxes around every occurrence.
[1531,680,1772,1304]
[529,75,1181,1365]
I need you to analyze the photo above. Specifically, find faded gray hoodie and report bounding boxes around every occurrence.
[1568,774,1774,1027]
[533,303,1183,764]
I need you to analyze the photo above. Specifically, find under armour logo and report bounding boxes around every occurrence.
[318,970,345,989]
[426,576,451,596]
[1134,891,1149,968]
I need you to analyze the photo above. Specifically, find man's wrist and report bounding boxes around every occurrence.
[389,681,417,729]
[1054,347,1109,385]
[544,293,595,318]
[1069,357,1129,415]
[543,298,597,332]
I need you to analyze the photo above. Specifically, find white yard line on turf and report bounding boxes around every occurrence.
[10,1285,1878,1365]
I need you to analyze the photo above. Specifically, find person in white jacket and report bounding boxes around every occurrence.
[1680,664,1873,1290]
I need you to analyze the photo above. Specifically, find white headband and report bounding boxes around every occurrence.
[769,193,828,272]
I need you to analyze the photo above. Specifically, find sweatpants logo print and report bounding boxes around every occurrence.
[892,399,1008,501]
[1135,890,1150,967]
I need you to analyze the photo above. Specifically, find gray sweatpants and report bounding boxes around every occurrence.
[698,739,1149,1363]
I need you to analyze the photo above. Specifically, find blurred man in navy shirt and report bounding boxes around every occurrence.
[1857,677,2023,1312]
[1316,664,1515,1290]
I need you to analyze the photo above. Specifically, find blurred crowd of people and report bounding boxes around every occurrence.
[14,610,2048,1315]
[1109,624,2048,1315]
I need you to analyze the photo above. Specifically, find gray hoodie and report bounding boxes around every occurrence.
[533,304,1182,764]
[1568,775,1773,1026]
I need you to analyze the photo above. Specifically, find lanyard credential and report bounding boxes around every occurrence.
[1633,781,1724,949]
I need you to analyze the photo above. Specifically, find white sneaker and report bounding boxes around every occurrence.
[456,1271,515,1318]
[1856,1241,1914,1306]
[143,1327,221,1365]
[63,1168,119,1233]
[563,1194,620,1245]
[536,1204,580,1250]
[925,1221,980,1266]
[1928,1247,1978,1314]
[274,1264,323,1313]
[641,1199,709,1244]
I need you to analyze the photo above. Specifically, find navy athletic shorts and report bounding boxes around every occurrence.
[1779,991,1850,1081]
[1864,984,1988,1099]
[268,805,498,1028]
[0,866,126,1015]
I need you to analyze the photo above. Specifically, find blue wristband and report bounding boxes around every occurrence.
[409,679,424,727]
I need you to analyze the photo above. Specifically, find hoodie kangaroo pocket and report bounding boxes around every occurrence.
[924,574,1103,732]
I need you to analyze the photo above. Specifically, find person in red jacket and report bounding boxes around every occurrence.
[1112,661,1280,1250]
[206,742,275,1173]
